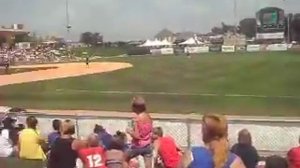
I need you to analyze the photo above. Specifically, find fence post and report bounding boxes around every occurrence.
[75,113,80,138]
[186,118,191,148]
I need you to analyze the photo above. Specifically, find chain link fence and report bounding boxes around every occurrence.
[16,112,300,156]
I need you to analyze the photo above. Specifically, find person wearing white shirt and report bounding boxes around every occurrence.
[0,129,14,157]
[0,117,19,158]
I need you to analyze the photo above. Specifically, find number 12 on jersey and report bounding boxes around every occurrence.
[87,154,103,168]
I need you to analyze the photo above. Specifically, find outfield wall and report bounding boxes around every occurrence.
[132,43,294,56]
[17,111,300,156]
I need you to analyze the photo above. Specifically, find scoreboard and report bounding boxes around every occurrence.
[256,7,285,40]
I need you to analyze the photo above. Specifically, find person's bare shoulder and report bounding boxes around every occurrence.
[139,112,152,122]
[72,139,87,151]
[180,149,193,168]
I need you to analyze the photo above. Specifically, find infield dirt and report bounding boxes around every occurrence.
[0,62,132,86]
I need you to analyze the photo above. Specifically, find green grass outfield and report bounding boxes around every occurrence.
[1,52,300,116]
[72,46,127,57]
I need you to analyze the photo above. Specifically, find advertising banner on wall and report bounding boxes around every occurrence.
[184,47,196,53]
[266,44,288,51]
[161,48,174,55]
[222,45,235,53]
[198,46,209,53]
[259,44,268,51]
[256,32,284,40]
[150,49,161,55]
[184,46,209,53]
[247,45,260,52]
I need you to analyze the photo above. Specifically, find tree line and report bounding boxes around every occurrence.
[79,32,103,46]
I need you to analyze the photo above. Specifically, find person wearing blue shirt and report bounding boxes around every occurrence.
[93,124,113,149]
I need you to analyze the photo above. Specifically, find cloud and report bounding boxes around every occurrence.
[0,0,299,41]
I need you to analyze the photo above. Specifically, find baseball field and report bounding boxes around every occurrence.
[0,51,300,116]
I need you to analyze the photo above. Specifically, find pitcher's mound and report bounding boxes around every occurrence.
[0,62,132,86]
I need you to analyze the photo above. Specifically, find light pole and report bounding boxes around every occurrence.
[66,0,71,33]
[66,0,72,34]
[65,0,72,56]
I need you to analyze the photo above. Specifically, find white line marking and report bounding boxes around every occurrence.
[55,89,300,99]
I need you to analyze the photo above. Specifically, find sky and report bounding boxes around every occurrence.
[0,0,299,41]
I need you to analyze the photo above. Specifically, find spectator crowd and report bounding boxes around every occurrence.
[0,44,76,65]
[0,96,300,168]
[0,47,57,64]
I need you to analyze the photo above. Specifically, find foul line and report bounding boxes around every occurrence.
[55,89,300,99]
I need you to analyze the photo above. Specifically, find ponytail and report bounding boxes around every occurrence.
[209,138,229,168]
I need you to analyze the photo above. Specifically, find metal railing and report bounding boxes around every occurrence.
[15,111,300,156]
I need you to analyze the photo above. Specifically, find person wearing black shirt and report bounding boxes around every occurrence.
[265,155,288,168]
[48,120,79,168]
[231,129,259,168]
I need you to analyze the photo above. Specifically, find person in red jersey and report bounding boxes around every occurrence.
[78,133,107,168]
[152,127,181,168]
[287,136,300,168]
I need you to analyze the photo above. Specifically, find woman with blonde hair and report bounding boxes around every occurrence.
[48,119,84,168]
[126,96,153,168]
[181,114,245,168]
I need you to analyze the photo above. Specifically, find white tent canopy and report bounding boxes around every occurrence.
[139,40,154,47]
[139,39,172,47]
[179,37,203,45]
[152,39,164,46]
